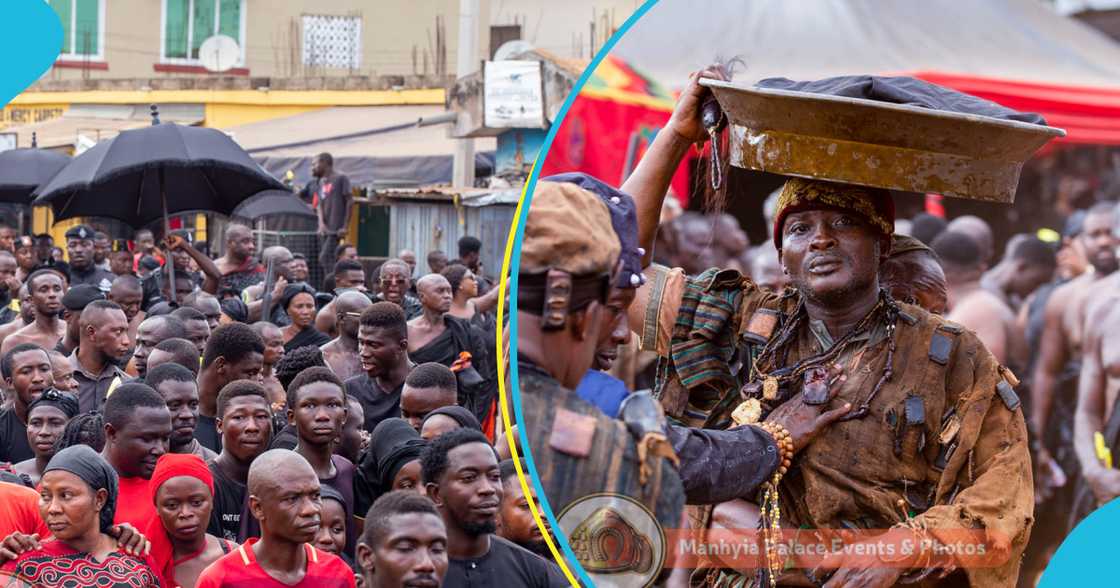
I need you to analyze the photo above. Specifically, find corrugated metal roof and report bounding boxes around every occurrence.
[227,105,496,158]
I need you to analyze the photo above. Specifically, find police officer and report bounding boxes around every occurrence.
[66,224,116,294]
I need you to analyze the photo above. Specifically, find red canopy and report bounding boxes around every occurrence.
[912,71,1120,145]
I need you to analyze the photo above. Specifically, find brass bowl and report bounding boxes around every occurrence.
[701,78,1066,202]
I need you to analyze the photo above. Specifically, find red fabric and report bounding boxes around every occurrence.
[540,94,693,207]
[925,194,946,218]
[910,71,1120,145]
[481,398,498,442]
[195,538,356,588]
[114,475,158,530]
[1,537,161,587]
[145,453,217,588]
[149,454,214,500]
[133,250,166,272]
[0,482,50,539]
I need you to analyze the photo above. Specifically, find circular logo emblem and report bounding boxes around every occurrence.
[556,493,666,588]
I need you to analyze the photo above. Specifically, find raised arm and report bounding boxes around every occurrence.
[621,67,724,268]
[166,235,222,294]
[469,281,503,314]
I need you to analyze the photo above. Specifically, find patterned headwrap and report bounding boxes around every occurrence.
[26,389,80,420]
[772,178,895,250]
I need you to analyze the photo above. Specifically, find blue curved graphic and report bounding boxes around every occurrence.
[1039,497,1120,586]
[508,1,661,585]
[0,1,62,110]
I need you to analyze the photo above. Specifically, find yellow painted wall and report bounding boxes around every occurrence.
[203,103,325,129]
[10,89,445,108]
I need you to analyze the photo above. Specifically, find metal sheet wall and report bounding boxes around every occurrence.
[387,200,515,281]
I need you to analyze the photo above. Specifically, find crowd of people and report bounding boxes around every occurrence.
[0,196,566,587]
[516,69,1117,588]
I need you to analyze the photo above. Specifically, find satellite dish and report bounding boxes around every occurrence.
[199,35,240,72]
[493,40,534,61]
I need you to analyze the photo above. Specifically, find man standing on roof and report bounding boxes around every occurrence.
[299,152,353,279]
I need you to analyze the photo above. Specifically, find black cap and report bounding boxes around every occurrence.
[138,256,161,271]
[61,284,105,311]
[64,224,96,241]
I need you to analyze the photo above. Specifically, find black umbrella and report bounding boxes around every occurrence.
[232,189,317,221]
[33,106,286,303]
[0,133,70,204]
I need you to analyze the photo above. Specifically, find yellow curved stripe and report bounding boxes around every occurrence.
[495,158,580,586]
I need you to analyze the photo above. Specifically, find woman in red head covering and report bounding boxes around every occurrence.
[146,453,237,588]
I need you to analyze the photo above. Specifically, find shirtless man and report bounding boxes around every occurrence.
[1,270,65,355]
[937,231,1055,368]
[1033,203,1117,485]
[319,291,371,381]
[947,214,995,268]
[934,231,1020,365]
[407,275,453,355]
[1075,269,1120,509]
[214,224,263,294]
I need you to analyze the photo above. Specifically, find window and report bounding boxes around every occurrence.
[489,25,521,59]
[302,14,362,69]
[162,0,245,64]
[47,0,104,59]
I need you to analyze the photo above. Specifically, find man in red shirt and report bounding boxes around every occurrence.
[102,382,172,530]
[196,449,355,587]
[0,480,50,541]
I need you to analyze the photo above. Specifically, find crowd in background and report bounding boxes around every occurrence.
[0,182,570,587]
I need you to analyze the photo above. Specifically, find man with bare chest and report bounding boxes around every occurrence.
[407,274,453,355]
[1,270,66,356]
[407,273,495,423]
[320,291,371,381]
[1019,203,1118,583]
[1033,203,1117,488]
[1074,267,1120,510]
[934,232,1022,366]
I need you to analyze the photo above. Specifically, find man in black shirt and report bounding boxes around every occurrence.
[400,363,457,432]
[376,260,423,320]
[300,152,352,278]
[422,428,566,587]
[207,380,274,542]
[497,459,550,558]
[171,306,211,357]
[346,302,414,434]
[66,224,116,293]
[146,362,217,462]
[197,324,265,452]
[0,344,52,464]
[30,234,69,280]
[357,491,449,588]
[457,236,491,296]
